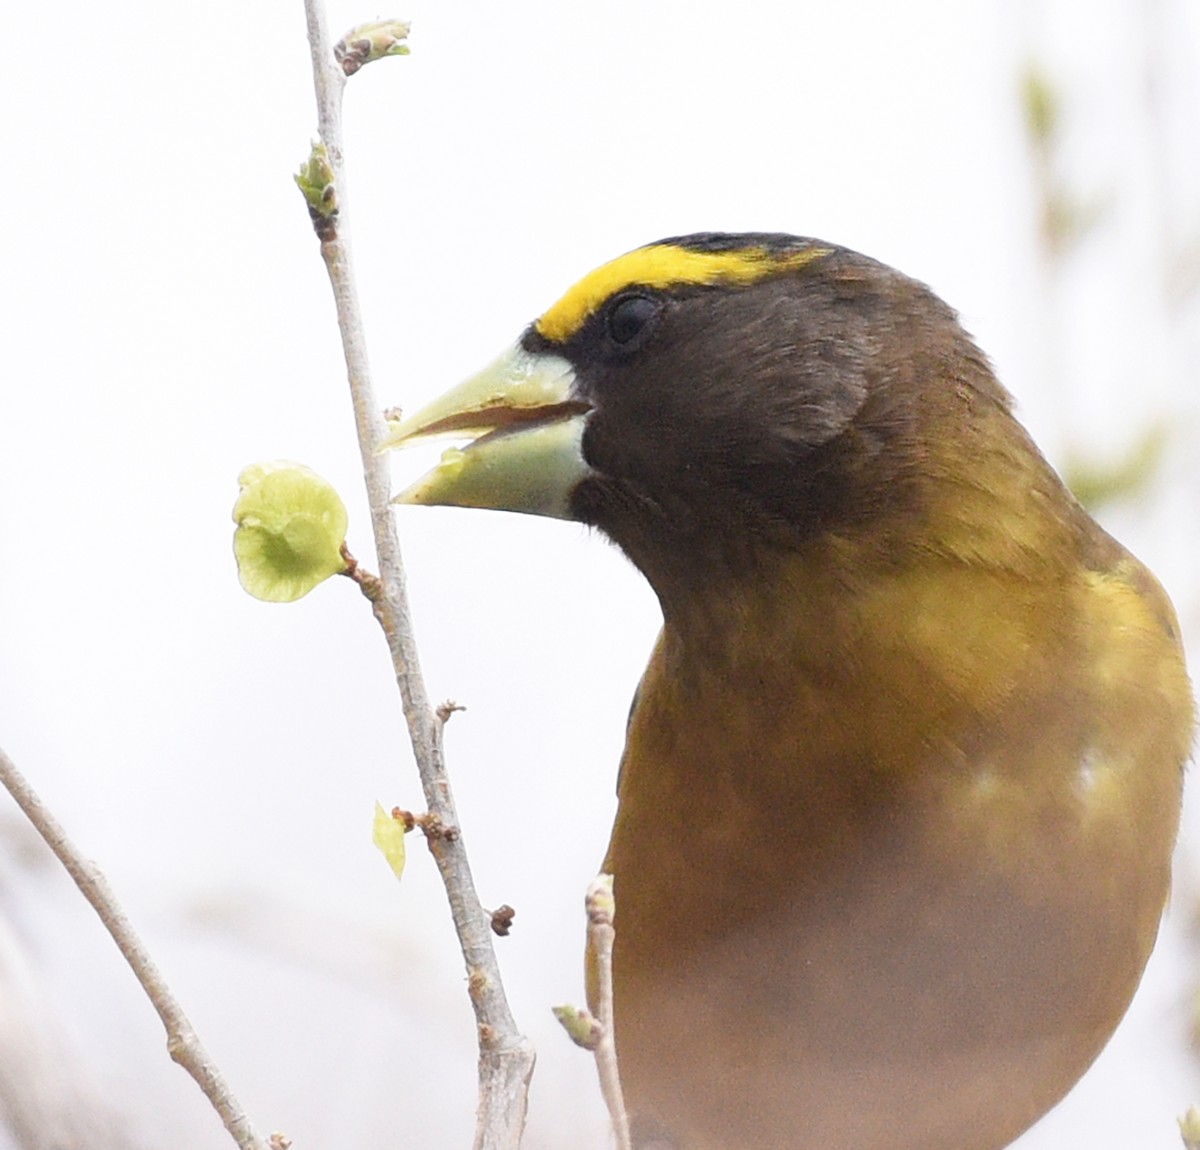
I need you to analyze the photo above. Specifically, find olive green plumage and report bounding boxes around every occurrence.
[387,233,1192,1150]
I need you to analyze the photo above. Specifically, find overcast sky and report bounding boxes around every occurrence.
[1,1,1198,1148]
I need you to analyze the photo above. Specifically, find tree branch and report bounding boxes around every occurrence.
[297,7,535,1149]
[586,876,631,1150]
[0,746,271,1150]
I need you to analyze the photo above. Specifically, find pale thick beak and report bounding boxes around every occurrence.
[381,344,592,520]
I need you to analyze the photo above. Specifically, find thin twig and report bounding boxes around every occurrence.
[586,876,631,1150]
[0,746,271,1150]
[297,6,535,1149]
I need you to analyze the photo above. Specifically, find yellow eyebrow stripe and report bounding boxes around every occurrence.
[535,243,831,344]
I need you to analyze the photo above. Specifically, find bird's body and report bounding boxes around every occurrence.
[386,234,1192,1149]
[610,519,1183,1149]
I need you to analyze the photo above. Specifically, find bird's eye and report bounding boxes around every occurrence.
[605,293,661,347]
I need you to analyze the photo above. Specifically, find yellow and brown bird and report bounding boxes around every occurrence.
[384,234,1193,1150]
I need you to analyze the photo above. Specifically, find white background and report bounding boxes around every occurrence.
[1,1,1198,1148]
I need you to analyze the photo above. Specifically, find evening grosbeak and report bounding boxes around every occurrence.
[384,234,1193,1150]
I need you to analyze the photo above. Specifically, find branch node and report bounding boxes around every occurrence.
[341,543,383,600]
[489,904,516,937]
[468,967,493,1004]
[415,811,460,843]
[436,699,467,724]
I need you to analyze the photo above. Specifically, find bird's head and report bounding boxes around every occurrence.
[384,233,1041,608]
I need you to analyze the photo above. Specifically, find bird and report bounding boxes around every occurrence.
[383,233,1193,1150]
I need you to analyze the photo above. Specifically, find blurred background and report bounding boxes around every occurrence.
[1,0,1198,1146]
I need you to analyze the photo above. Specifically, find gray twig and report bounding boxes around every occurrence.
[297,6,535,1149]
[586,876,631,1150]
[0,746,271,1150]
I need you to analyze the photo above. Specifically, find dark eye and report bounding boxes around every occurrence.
[605,293,661,347]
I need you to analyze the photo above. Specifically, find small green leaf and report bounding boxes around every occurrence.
[233,461,348,602]
[372,801,408,882]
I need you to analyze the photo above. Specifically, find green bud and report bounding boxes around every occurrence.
[335,21,412,76]
[294,143,337,220]
[552,1004,604,1051]
[586,874,615,925]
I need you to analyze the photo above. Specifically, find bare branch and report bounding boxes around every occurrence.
[0,746,272,1150]
[297,5,535,1148]
[585,875,631,1150]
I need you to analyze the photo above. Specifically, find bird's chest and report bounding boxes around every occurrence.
[607,642,944,941]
